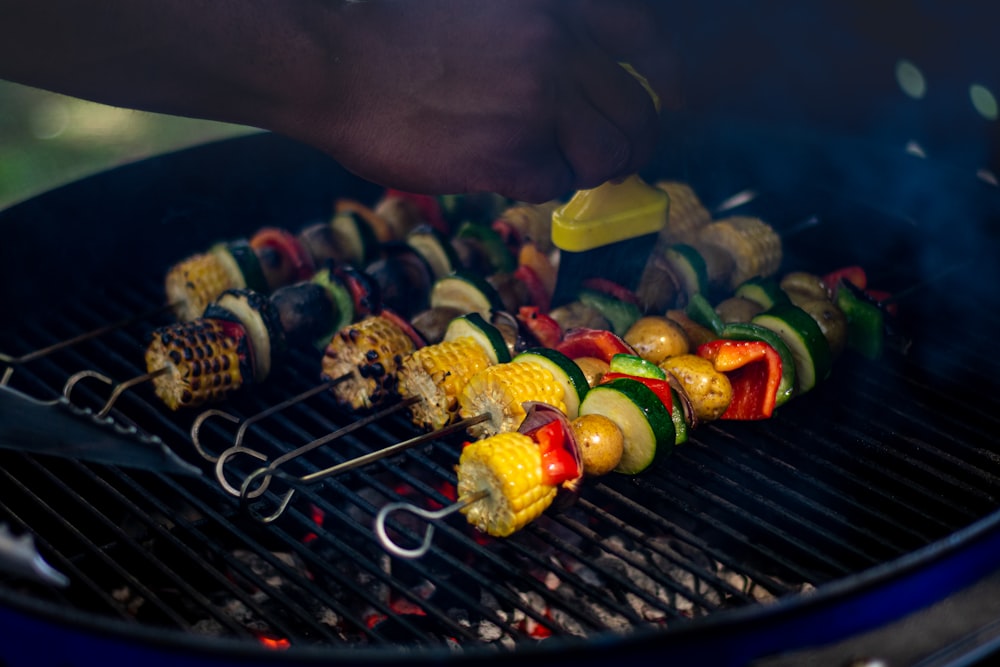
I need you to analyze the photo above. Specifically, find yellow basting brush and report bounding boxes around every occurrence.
[550,174,670,305]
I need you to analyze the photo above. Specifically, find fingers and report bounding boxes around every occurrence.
[580,0,682,109]
[546,6,663,190]
[315,0,674,202]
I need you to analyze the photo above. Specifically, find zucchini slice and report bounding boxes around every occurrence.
[735,277,790,310]
[669,387,689,445]
[406,224,461,280]
[579,377,674,475]
[664,243,709,302]
[608,353,667,380]
[205,288,286,382]
[329,209,379,266]
[444,312,511,364]
[430,271,504,316]
[685,292,725,336]
[455,221,517,273]
[311,267,355,341]
[213,239,270,293]
[577,288,642,336]
[208,242,248,291]
[752,304,832,394]
[513,347,590,419]
[721,321,798,406]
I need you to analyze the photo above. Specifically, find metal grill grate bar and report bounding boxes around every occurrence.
[0,455,200,630]
[1,161,999,657]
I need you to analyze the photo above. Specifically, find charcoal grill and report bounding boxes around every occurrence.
[2,107,1000,667]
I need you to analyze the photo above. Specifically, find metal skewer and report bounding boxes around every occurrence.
[0,303,175,388]
[237,412,490,524]
[214,394,419,497]
[375,490,490,559]
[62,368,170,419]
[190,377,343,464]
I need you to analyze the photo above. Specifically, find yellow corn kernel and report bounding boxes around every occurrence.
[166,252,242,321]
[458,361,566,439]
[321,315,417,411]
[655,181,712,246]
[457,431,557,537]
[397,337,492,430]
[696,215,782,289]
[145,319,246,410]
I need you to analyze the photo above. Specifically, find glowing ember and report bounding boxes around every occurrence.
[301,503,326,545]
[255,633,291,650]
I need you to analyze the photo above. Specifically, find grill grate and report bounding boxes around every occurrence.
[2,149,1000,656]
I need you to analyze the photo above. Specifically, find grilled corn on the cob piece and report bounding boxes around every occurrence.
[396,337,492,430]
[458,362,566,439]
[321,314,418,411]
[166,250,244,322]
[457,431,557,537]
[696,216,782,289]
[655,181,712,246]
[145,319,249,410]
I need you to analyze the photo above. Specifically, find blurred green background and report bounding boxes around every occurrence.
[0,81,254,210]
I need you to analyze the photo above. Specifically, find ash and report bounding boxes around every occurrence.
[170,483,812,649]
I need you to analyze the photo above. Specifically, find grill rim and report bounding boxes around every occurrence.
[4,503,1000,665]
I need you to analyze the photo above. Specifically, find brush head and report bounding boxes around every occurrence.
[550,175,669,306]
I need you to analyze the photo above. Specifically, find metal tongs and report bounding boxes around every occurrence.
[0,382,199,476]
[0,523,69,587]
[0,303,200,476]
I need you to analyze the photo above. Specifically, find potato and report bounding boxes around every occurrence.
[780,272,829,302]
[784,289,814,309]
[660,354,733,422]
[548,301,611,332]
[410,306,464,344]
[665,309,717,348]
[571,414,625,476]
[574,356,610,387]
[624,315,690,365]
[487,272,530,314]
[796,298,848,358]
[635,256,680,313]
[714,296,764,324]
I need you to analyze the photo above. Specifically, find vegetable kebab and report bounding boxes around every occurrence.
[146,263,381,410]
[375,184,896,551]
[161,188,533,322]
[146,187,559,410]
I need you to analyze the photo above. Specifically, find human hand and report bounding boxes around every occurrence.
[282,0,678,202]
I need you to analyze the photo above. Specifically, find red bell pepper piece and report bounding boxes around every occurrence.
[491,218,524,257]
[864,288,898,317]
[513,264,552,314]
[384,189,448,235]
[696,339,782,420]
[379,308,427,349]
[517,306,562,348]
[821,265,867,293]
[555,328,635,363]
[214,318,256,378]
[250,227,316,284]
[580,277,641,306]
[600,372,673,413]
[534,420,581,486]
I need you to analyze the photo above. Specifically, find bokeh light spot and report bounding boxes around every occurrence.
[970,84,998,120]
[895,59,926,99]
